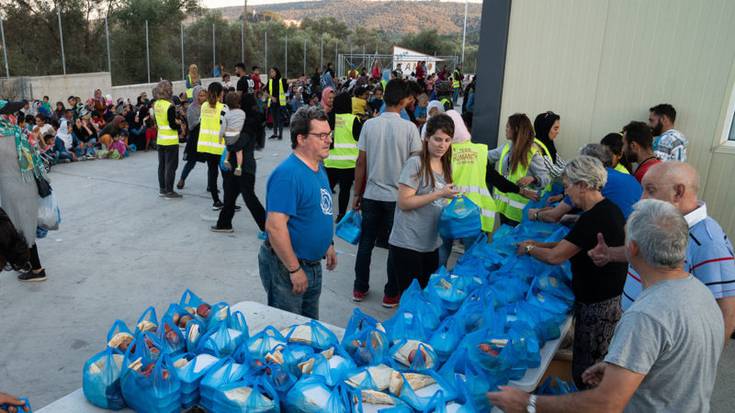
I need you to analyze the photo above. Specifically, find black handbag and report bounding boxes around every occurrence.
[35,175,52,198]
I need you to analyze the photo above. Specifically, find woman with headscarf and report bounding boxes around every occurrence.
[97,115,127,149]
[534,111,566,180]
[324,91,362,222]
[420,100,445,138]
[321,86,336,129]
[0,100,48,281]
[177,85,206,190]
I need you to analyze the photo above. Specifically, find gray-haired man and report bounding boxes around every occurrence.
[489,199,724,413]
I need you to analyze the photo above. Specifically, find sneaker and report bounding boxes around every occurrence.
[353,290,369,302]
[234,205,242,212]
[381,295,400,308]
[257,231,267,240]
[176,179,185,190]
[234,167,242,176]
[18,268,47,282]
[159,190,167,197]
[164,191,183,199]
[212,201,224,211]
[210,225,234,233]
[268,135,279,140]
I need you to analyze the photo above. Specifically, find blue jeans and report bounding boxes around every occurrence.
[258,242,322,320]
[453,88,460,105]
[354,198,398,296]
[438,234,481,267]
[271,105,284,139]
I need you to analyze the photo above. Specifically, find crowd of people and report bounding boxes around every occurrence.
[0,55,733,411]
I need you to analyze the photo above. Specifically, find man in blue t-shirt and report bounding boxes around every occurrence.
[529,144,642,222]
[258,106,337,319]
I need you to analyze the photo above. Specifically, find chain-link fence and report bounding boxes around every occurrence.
[0,8,479,86]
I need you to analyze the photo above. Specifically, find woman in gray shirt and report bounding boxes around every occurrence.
[388,114,458,295]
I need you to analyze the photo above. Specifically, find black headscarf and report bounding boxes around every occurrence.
[533,111,560,163]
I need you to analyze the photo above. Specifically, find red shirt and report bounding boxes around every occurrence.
[634,157,662,182]
[251,74,262,93]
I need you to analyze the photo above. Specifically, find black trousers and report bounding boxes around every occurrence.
[157,145,179,193]
[388,244,439,297]
[326,167,355,221]
[30,243,41,270]
[217,170,266,231]
[201,153,221,204]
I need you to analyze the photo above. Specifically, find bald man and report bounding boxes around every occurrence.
[589,161,735,338]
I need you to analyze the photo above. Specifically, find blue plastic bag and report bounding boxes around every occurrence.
[352,389,412,413]
[429,315,465,363]
[244,326,288,359]
[134,306,159,336]
[220,148,231,172]
[158,314,186,356]
[439,347,499,413]
[37,192,61,230]
[341,308,390,366]
[211,375,281,413]
[396,279,442,330]
[198,318,246,358]
[282,320,340,351]
[120,353,182,413]
[389,339,439,371]
[285,376,353,413]
[422,390,475,413]
[384,308,430,344]
[301,346,356,387]
[536,376,578,395]
[179,289,206,310]
[336,209,362,245]
[200,358,249,407]
[0,398,31,413]
[106,320,134,354]
[82,348,126,410]
[439,195,481,240]
[171,352,224,408]
[392,370,458,411]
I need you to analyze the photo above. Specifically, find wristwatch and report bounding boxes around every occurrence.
[527,394,537,413]
[525,244,536,254]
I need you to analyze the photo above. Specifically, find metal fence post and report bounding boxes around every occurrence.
[284,33,288,78]
[303,38,306,75]
[320,35,323,70]
[212,23,216,76]
[0,19,9,78]
[180,23,185,80]
[57,8,66,75]
[240,18,245,63]
[264,31,268,72]
[145,20,150,83]
[105,17,111,74]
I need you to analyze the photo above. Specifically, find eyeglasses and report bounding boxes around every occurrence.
[307,132,333,141]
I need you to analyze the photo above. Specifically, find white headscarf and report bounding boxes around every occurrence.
[421,100,446,138]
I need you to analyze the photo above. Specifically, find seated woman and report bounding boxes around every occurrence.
[529,144,642,223]
[97,115,127,149]
[516,155,627,389]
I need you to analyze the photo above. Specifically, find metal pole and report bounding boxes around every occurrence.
[264,31,268,72]
[320,35,323,69]
[461,0,468,65]
[0,19,9,78]
[105,17,111,74]
[303,38,306,75]
[284,34,288,78]
[180,22,185,80]
[212,23,216,77]
[145,20,150,83]
[240,19,244,63]
[334,41,337,73]
[57,8,66,75]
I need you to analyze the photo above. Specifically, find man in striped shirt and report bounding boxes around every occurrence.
[589,162,735,339]
[649,103,688,162]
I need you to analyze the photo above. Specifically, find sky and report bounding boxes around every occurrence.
[202,0,482,8]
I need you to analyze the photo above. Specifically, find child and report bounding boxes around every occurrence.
[388,113,458,295]
[368,87,383,116]
[414,92,429,129]
[220,91,246,176]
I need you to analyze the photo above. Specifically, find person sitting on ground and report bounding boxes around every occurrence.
[589,161,735,339]
[221,91,247,177]
[98,115,127,149]
[623,120,661,182]
[73,111,96,159]
[518,156,627,388]
[55,110,77,161]
[491,199,724,413]
[649,103,687,162]
[529,144,642,222]
[601,132,632,174]
[389,114,458,295]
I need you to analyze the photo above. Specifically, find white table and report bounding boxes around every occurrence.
[38,301,569,412]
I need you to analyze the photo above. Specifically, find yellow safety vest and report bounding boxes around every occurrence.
[380,79,387,91]
[451,141,496,232]
[153,100,179,146]
[452,72,461,89]
[614,163,630,174]
[440,97,452,109]
[197,102,225,155]
[186,74,194,99]
[324,114,358,169]
[268,79,286,107]
[494,141,543,222]
[533,138,553,193]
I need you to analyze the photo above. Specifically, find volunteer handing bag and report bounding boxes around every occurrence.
[336,210,362,245]
[439,195,481,240]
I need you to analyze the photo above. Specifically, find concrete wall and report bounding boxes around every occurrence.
[499,0,735,235]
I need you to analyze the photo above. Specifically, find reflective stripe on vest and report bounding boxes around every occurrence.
[451,141,496,232]
[268,79,286,107]
[153,100,178,146]
[493,142,540,222]
[324,113,358,169]
[533,138,553,193]
[197,102,225,155]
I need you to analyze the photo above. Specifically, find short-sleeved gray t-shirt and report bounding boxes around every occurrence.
[388,156,447,252]
[604,275,724,413]
[357,112,422,202]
